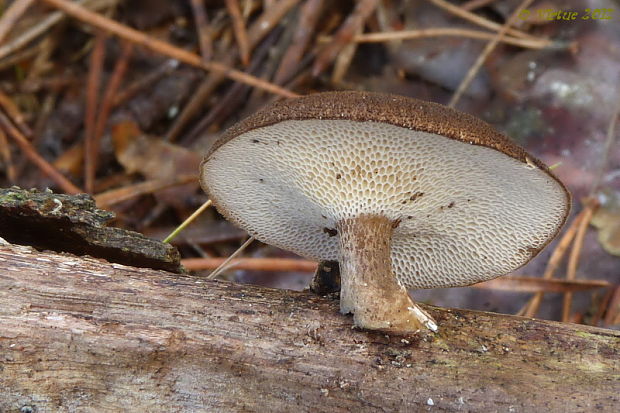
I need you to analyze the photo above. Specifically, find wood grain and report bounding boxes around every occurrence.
[0,244,618,412]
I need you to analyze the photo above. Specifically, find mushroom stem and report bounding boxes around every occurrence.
[337,215,437,334]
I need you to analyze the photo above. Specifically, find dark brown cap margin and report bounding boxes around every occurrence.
[206,91,524,163]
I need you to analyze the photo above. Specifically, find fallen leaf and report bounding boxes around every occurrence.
[111,120,201,209]
[472,276,610,293]
[590,190,620,256]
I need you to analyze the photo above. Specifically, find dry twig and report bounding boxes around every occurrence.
[460,0,497,11]
[273,0,323,85]
[592,287,615,326]
[112,59,179,107]
[182,256,610,295]
[0,0,112,61]
[0,90,33,138]
[84,31,107,194]
[520,211,584,317]
[0,111,82,194]
[166,0,300,142]
[183,256,318,273]
[41,0,298,98]
[89,40,133,191]
[94,176,197,208]
[312,0,379,77]
[449,0,535,107]
[163,198,213,244]
[184,26,282,142]
[331,23,362,84]
[0,0,37,45]
[207,236,255,279]
[521,98,619,320]
[93,40,133,143]
[0,3,68,60]
[427,0,539,41]
[562,199,599,322]
[354,27,551,49]
[604,286,620,326]
[246,0,300,44]
[0,129,16,182]
[559,97,620,321]
[475,275,609,294]
[226,0,251,66]
[0,41,41,71]
[165,75,221,142]
[189,0,213,62]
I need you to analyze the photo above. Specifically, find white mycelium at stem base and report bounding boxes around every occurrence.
[338,215,437,333]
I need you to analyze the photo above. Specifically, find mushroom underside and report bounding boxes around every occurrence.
[202,117,568,333]
[202,119,568,290]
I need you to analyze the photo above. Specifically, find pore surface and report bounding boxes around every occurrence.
[202,119,567,288]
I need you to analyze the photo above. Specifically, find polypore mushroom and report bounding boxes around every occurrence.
[200,91,570,334]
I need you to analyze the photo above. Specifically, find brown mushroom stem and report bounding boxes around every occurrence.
[337,215,437,334]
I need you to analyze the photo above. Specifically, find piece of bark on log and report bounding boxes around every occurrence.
[0,187,182,272]
[0,243,618,412]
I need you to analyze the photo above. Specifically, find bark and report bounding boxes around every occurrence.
[0,243,618,412]
[0,187,181,272]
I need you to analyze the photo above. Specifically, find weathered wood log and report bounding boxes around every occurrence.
[0,243,618,412]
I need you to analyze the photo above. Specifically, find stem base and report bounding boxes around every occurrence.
[337,215,437,334]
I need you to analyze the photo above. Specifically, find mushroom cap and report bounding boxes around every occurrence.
[200,91,570,289]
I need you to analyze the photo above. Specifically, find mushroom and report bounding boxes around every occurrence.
[200,91,570,334]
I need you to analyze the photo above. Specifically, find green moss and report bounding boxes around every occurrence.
[0,189,28,204]
[574,331,598,340]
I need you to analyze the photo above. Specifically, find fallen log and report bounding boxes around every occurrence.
[0,243,618,412]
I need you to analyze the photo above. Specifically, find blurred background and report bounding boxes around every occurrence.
[0,0,618,328]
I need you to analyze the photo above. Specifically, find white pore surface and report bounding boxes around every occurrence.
[203,119,567,289]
